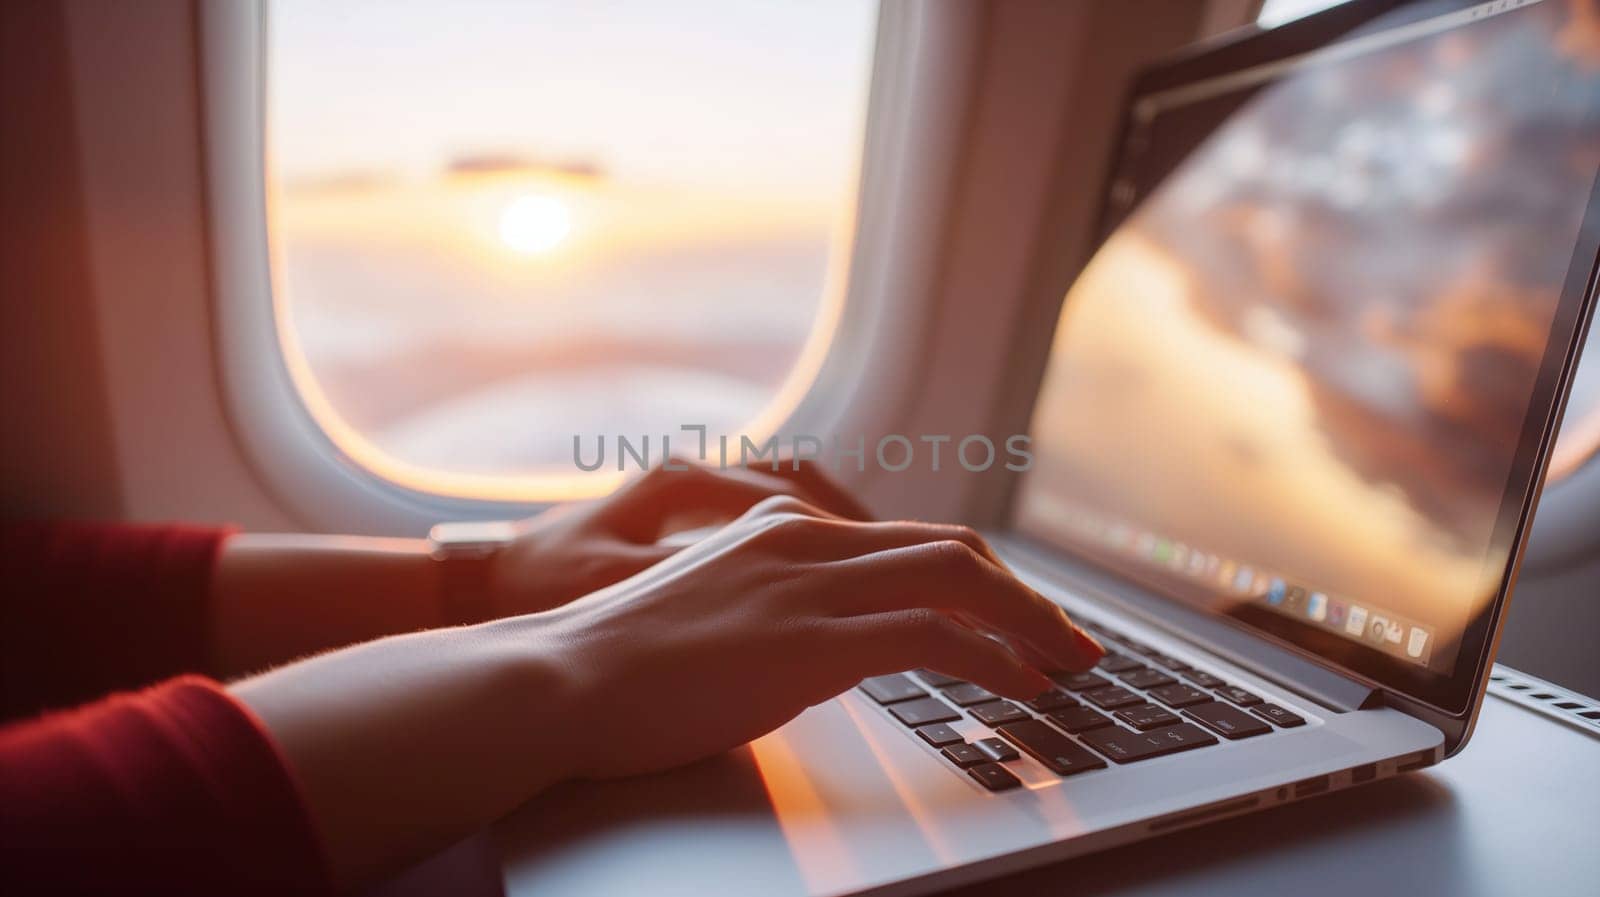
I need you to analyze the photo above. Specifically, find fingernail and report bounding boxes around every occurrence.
[1073,625,1106,660]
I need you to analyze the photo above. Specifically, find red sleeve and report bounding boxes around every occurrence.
[0,675,331,896]
[0,521,234,720]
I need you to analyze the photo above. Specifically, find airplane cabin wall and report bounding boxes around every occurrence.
[3,0,299,530]
[2,0,124,521]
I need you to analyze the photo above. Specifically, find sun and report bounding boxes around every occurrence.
[498,194,572,254]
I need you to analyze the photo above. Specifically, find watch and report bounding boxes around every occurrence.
[427,521,518,625]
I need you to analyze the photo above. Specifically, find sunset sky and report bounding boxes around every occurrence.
[268,0,877,197]
[262,1,879,489]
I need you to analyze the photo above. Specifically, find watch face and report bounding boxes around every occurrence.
[429,521,517,555]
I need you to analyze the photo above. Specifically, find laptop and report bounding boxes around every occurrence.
[499,1,1600,893]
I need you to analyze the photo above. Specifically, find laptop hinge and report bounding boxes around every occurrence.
[994,534,1380,715]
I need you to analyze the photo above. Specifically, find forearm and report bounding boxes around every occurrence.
[210,534,445,677]
[230,620,577,892]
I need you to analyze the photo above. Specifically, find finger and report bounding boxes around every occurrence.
[821,540,1105,672]
[815,610,1053,701]
[747,517,1006,566]
[679,464,849,521]
[602,541,680,580]
[742,458,873,521]
[602,462,833,542]
[949,610,1063,672]
[738,515,1105,669]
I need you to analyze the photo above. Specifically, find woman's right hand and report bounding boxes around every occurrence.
[234,496,1103,891]
[530,494,1105,780]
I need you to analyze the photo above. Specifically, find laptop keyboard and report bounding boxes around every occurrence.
[856,620,1310,792]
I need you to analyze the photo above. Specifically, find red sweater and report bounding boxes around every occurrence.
[0,523,330,895]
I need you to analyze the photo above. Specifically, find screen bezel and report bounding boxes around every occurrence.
[1012,0,1600,717]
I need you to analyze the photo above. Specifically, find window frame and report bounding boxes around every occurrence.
[200,0,919,532]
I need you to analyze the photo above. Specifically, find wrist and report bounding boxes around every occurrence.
[233,621,584,888]
[212,533,442,676]
[469,618,588,790]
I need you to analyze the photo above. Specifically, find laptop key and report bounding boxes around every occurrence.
[1115,703,1182,731]
[1084,685,1144,710]
[1139,650,1188,671]
[1215,686,1263,707]
[1186,670,1227,689]
[1186,701,1272,739]
[860,674,926,705]
[916,723,965,747]
[943,683,1000,707]
[1046,706,1113,733]
[1098,653,1145,673]
[1120,668,1177,690]
[889,697,960,727]
[1053,672,1111,691]
[1147,683,1212,708]
[997,719,1107,777]
[917,669,966,688]
[967,762,1022,792]
[1252,704,1306,728]
[1024,689,1078,712]
[941,743,987,767]
[1080,723,1218,763]
[974,737,1020,762]
[969,701,1030,727]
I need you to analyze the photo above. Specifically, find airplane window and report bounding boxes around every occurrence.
[265,1,876,499]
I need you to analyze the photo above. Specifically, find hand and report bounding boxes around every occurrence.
[233,495,1103,889]
[485,459,872,616]
[514,494,1106,779]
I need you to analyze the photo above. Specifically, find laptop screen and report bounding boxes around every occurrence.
[1014,0,1599,714]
